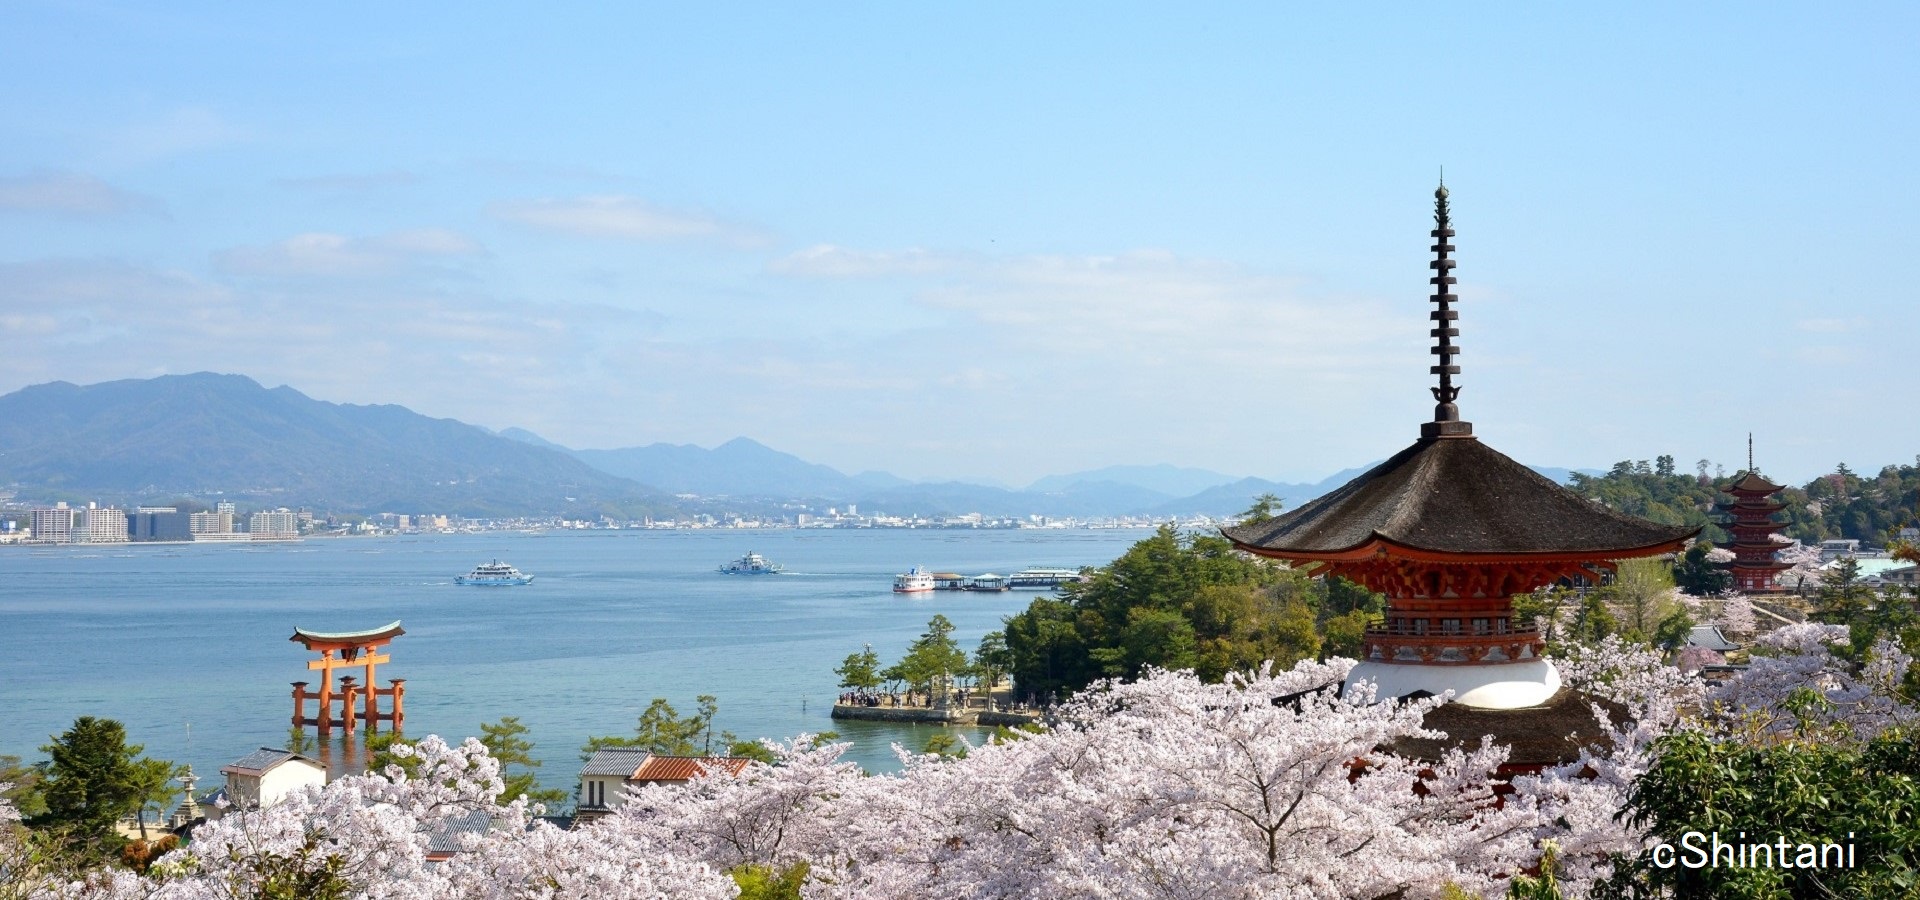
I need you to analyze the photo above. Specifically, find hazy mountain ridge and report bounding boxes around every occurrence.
[0,374,1603,519]
[0,374,673,516]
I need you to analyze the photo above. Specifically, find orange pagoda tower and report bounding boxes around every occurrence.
[1224,182,1697,713]
[1717,469,1791,593]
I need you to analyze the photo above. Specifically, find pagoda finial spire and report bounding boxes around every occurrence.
[1421,178,1472,439]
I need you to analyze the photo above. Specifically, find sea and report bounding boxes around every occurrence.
[0,527,1153,797]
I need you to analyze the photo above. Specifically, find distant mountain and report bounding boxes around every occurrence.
[1026,464,1240,497]
[565,437,884,499]
[0,374,674,517]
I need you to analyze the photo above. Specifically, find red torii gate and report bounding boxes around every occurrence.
[289,621,407,735]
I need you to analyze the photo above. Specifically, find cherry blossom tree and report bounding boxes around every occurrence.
[1715,591,1757,639]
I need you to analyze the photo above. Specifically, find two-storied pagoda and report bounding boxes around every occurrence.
[1223,183,1698,714]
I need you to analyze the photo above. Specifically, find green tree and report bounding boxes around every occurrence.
[886,615,968,696]
[284,726,316,755]
[1602,558,1682,642]
[1671,541,1732,596]
[1239,492,1284,524]
[921,733,968,759]
[634,698,703,756]
[478,717,567,808]
[731,862,810,900]
[0,754,46,819]
[1003,525,1323,697]
[1568,592,1618,643]
[585,696,737,761]
[1611,727,1920,898]
[973,631,1012,690]
[364,732,418,777]
[834,644,883,691]
[30,717,144,859]
[125,757,183,841]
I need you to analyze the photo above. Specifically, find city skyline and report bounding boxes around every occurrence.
[2,6,1915,485]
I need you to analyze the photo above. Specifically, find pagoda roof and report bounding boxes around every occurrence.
[290,620,405,648]
[1722,470,1784,494]
[1224,436,1698,560]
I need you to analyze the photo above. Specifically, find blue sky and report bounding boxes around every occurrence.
[1,3,1914,486]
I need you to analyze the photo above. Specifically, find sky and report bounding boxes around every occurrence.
[1,3,1915,487]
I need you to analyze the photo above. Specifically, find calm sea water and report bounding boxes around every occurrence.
[0,528,1150,795]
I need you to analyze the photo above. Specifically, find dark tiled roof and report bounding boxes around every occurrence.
[632,756,750,781]
[424,809,494,855]
[1723,471,1785,494]
[1223,436,1698,557]
[1385,687,1625,767]
[580,748,652,777]
[222,747,320,775]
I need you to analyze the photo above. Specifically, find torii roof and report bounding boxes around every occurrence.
[1223,435,1698,561]
[290,620,405,648]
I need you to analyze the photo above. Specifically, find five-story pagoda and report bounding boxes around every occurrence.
[1223,183,1698,711]
[1717,469,1791,593]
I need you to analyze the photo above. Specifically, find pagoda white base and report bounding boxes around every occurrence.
[1342,659,1561,710]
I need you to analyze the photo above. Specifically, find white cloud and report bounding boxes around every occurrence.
[214,229,483,278]
[0,171,162,216]
[768,244,958,277]
[490,195,765,245]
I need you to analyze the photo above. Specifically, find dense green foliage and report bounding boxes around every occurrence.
[1606,727,1920,899]
[28,717,165,860]
[1565,456,1920,545]
[583,695,732,758]
[881,615,968,694]
[731,862,809,900]
[1000,526,1382,697]
[479,717,568,807]
[1672,541,1732,596]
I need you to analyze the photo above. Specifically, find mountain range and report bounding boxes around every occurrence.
[0,374,671,517]
[0,373,1599,518]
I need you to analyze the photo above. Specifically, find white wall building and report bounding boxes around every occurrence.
[209,748,326,819]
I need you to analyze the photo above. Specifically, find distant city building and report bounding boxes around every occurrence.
[73,503,128,543]
[30,503,74,543]
[129,507,191,541]
[249,509,299,541]
[190,502,238,538]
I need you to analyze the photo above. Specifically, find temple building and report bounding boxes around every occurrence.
[1716,470,1792,593]
[1222,183,1696,746]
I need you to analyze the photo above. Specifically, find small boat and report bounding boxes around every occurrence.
[1007,567,1087,589]
[455,560,534,585]
[967,574,1010,592]
[718,552,783,575]
[893,565,935,593]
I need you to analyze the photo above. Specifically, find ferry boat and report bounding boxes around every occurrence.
[455,560,534,585]
[967,573,1010,592]
[932,572,969,591]
[1007,567,1087,589]
[893,566,936,593]
[718,552,783,575]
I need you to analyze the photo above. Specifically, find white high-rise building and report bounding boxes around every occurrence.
[249,509,299,541]
[74,503,128,543]
[30,502,74,543]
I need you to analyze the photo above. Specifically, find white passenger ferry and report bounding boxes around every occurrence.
[455,560,534,585]
[718,552,783,575]
[893,566,936,593]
